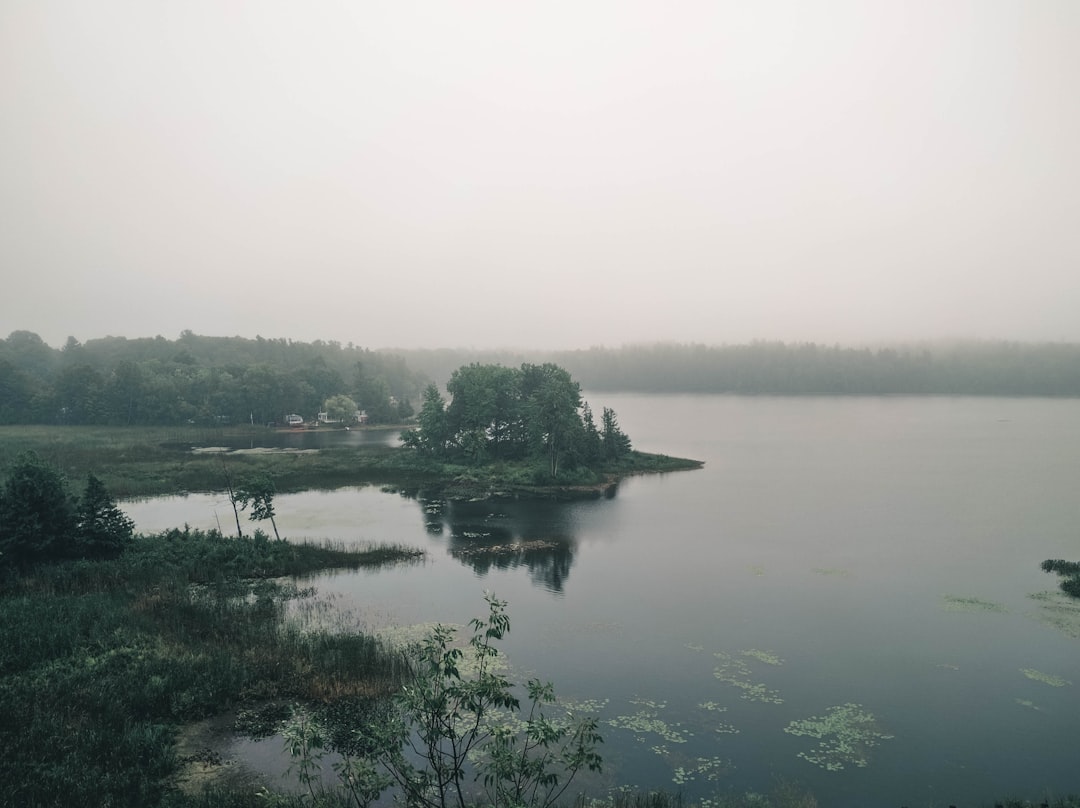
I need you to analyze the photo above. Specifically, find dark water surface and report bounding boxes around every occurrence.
[124,396,1080,806]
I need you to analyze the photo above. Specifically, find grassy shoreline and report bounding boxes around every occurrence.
[0,425,703,499]
[0,529,421,807]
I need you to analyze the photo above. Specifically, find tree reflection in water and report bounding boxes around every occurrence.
[407,493,577,593]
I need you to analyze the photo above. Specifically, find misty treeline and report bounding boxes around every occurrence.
[395,341,1080,397]
[0,330,424,426]
[4,332,1080,428]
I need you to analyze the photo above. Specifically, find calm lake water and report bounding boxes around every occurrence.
[123,395,1080,807]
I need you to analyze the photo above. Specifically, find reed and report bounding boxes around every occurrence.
[0,530,418,808]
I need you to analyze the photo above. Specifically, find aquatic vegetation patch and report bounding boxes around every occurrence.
[1015,699,1042,711]
[1027,591,1080,638]
[740,649,783,666]
[783,703,893,772]
[942,595,1007,613]
[450,539,563,558]
[749,565,766,577]
[696,702,739,734]
[671,756,732,785]
[1021,668,1071,687]
[607,698,691,744]
[560,697,610,715]
[713,652,784,704]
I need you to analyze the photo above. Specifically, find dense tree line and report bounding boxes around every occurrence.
[0,330,423,426]
[0,452,134,569]
[402,362,631,478]
[393,341,1080,397]
[6,332,1078,428]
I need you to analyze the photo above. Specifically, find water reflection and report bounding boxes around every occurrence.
[406,493,578,593]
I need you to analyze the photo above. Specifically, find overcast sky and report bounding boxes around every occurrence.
[2,1,1078,351]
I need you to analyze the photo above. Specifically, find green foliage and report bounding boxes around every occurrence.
[600,407,631,461]
[282,593,603,808]
[405,362,626,481]
[0,532,418,808]
[2,524,1068,808]
[0,451,77,567]
[236,473,282,541]
[75,472,135,559]
[323,394,359,423]
[403,384,452,457]
[0,453,133,566]
[783,704,892,772]
[1042,558,1080,599]
[0,330,423,426]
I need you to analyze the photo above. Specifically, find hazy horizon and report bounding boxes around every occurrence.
[3,2,1078,351]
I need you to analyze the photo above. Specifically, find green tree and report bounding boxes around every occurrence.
[103,360,145,425]
[0,359,37,424]
[54,363,104,424]
[0,452,77,567]
[521,364,582,478]
[324,393,359,423]
[404,384,451,457]
[1041,559,1080,599]
[353,362,397,424]
[74,473,135,559]
[235,473,282,541]
[600,407,631,461]
[446,364,522,460]
[579,402,602,464]
[283,594,602,808]
[241,363,284,424]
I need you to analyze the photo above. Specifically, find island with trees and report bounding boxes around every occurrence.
[398,361,701,500]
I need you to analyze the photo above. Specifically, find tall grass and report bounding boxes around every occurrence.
[0,530,418,808]
[0,424,430,498]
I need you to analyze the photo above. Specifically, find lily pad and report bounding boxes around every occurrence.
[713,652,784,704]
[607,699,690,744]
[784,703,893,772]
[1021,668,1071,687]
[740,649,783,666]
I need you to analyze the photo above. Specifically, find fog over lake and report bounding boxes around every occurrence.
[124,394,1080,807]
[3,2,1079,349]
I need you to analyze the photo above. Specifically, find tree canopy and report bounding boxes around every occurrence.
[0,453,133,568]
[0,330,423,426]
[402,363,630,479]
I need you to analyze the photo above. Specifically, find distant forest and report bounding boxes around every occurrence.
[394,341,1080,398]
[0,331,425,426]
[2,332,1079,426]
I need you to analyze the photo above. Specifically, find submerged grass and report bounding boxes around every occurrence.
[0,529,419,808]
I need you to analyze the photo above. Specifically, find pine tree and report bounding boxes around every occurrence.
[75,473,135,559]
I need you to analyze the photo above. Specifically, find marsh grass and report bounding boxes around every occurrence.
[1,426,701,500]
[0,425,429,498]
[0,529,418,808]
